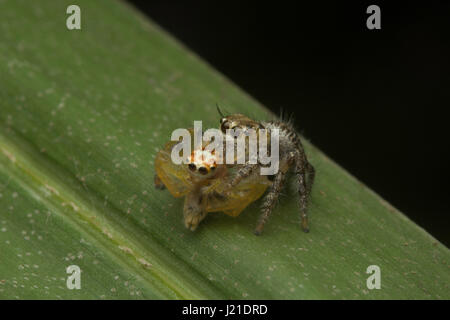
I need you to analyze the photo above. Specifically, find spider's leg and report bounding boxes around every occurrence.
[306,161,315,197]
[154,174,166,190]
[254,170,287,235]
[183,188,208,231]
[294,154,311,233]
[223,163,258,192]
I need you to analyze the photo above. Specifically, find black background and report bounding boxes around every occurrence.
[126,1,450,246]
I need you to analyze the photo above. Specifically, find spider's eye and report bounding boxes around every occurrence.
[188,163,196,171]
[220,121,229,132]
[198,167,208,175]
[210,166,216,170]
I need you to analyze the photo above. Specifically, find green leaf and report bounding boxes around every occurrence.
[0,0,448,299]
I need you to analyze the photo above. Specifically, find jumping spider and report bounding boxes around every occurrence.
[217,108,315,235]
[154,110,315,235]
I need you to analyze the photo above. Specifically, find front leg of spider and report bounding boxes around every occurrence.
[223,163,258,193]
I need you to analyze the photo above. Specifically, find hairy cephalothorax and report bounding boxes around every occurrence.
[218,110,315,235]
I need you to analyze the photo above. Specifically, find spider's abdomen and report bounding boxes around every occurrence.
[263,120,303,149]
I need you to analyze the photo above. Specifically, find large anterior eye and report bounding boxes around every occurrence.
[220,121,229,132]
